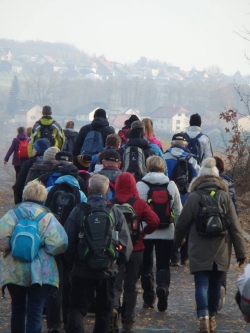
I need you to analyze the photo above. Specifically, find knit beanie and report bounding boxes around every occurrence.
[198,157,219,177]
[128,114,139,124]
[33,139,50,154]
[73,155,92,171]
[43,147,60,161]
[94,108,107,119]
[214,156,224,174]
[190,113,202,127]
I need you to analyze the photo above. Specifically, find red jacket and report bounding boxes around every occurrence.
[113,172,160,252]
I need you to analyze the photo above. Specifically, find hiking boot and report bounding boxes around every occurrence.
[209,316,216,332]
[143,302,154,309]
[199,316,210,333]
[156,288,168,312]
[218,285,226,311]
[121,322,133,333]
[109,308,119,333]
[181,258,188,265]
[169,261,180,267]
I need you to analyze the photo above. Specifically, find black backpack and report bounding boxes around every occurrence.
[195,189,227,237]
[45,182,80,225]
[171,155,193,193]
[38,120,55,146]
[142,181,173,229]
[110,197,139,244]
[78,202,118,271]
[122,146,150,182]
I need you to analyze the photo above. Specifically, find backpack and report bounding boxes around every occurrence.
[110,197,139,244]
[171,155,193,193]
[80,130,104,156]
[195,190,227,237]
[78,202,118,271]
[62,130,78,153]
[17,139,29,159]
[118,128,129,144]
[38,120,55,146]
[122,146,147,182]
[45,171,62,187]
[11,208,47,262]
[142,181,173,229]
[184,133,203,165]
[45,183,80,225]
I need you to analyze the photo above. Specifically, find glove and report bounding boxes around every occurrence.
[237,258,246,267]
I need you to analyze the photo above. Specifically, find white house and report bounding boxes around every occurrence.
[14,103,42,127]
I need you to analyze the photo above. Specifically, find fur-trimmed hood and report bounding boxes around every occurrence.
[188,174,228,193]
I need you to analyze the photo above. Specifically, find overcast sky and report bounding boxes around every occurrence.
[1,0,250,75]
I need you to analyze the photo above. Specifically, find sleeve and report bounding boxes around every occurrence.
[4,139,16,162]
[53,123,65,150]
[73,125,89,156]
[168,181,183,219]
[28,124,38,157]
[190,157,200,176]
[79,190,87,203]
[64,207,81,263]
[43,213,68,256]
[136,181,149,201]
[140,200,160,234]
[0,210,16,252]
[202,135,213,160]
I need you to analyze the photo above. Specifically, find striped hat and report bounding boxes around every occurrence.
[73,155,92,170]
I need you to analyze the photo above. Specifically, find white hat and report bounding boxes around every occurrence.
[43,147,60,161]
[198,157,219,177]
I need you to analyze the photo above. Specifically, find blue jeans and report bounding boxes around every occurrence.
[194,270,224,318]
[7,283,52,333]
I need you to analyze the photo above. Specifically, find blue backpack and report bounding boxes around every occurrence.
[80,130,104,156]
[184,133,203,165]
[11,208,47,262]
[46,171,61,188]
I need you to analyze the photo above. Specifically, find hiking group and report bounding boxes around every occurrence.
[0,105,249,333]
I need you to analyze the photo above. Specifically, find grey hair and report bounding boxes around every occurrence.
[88,174,109,194]
[131,120,145,131]
[23,181,47,203]
[171,140,188,147]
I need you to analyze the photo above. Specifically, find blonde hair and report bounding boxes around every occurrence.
[146,156,166,173]
[65,120,74,129]
[142,118,154,139]
[26,127,32,137]
[23,181,47,203]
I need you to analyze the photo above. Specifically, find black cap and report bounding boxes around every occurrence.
[55,151,73,162]
[172,133,187,141]
[103,149,121,162]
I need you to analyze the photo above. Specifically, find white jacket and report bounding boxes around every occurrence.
[186,126,213,162]
[136,172,182,240]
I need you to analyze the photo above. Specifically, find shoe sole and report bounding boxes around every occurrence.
[157,289,168,312]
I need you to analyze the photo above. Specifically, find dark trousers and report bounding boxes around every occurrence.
[171,235,189,263]
[66,276,115,333]
[7,283,52,333]
[194,270,224,317]
[46,254,71,329]
[114,251,143,325]
[14,165,21,179]
[141,239,173,305]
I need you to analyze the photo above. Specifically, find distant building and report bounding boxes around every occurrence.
[75,102,109,124]
[14,102,42,127]
[0,60,23,73]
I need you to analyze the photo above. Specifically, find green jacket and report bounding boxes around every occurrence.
[28,116,65,156]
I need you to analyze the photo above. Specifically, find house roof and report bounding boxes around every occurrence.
[76,102,109,115]
[150,105,188,118]
[109,114,129,128]
[16,102,40,113]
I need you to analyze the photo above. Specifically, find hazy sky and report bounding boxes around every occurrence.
[1,0,250,75]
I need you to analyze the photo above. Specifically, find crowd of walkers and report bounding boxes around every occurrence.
[0,105,249,333]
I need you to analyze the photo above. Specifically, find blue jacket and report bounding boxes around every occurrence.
[47,175,87,203]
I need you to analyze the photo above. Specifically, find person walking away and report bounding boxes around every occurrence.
[184,113,213,165]
[110,172,159,333]
[73,155,91,183]
[28,105,65,156]
[164,132,200,266]
[12,138,50,204]
[0,181,68,333]
[4,126,29,179]
[64,174,133,333]
[137,156,182,312]
[118,115,140,144]
[73,108,115,156]
[62,121,78,154]
[142,118,163,151]
[175,157,246,333]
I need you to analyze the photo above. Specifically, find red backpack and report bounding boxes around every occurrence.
[17,139,29,159]
[141,180,173,229]
[118,128,129,143]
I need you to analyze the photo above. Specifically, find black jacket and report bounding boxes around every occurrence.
[64,194,133,279]
[73,117,115,156]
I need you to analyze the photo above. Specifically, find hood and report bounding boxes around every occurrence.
[98,167,122,183]
[142,172,169,185]
[40,116,54,125]
[189,174,228,193]
[127,138,150,149]
[55,175,80,189]
[64,129,78,137]
[17,133,28,141]
[92,117,110,129]
[186,126,202,137]
[166,146,191,159]
[115,172,139,202]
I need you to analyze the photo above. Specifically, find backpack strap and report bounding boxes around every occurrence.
[13,208,47,222]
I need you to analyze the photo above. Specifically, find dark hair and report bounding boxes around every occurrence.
[106,134,121,148]
[17,126,26,134]
[189,113,201,127]
[214,156,224,173]
[42,105,52,115]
